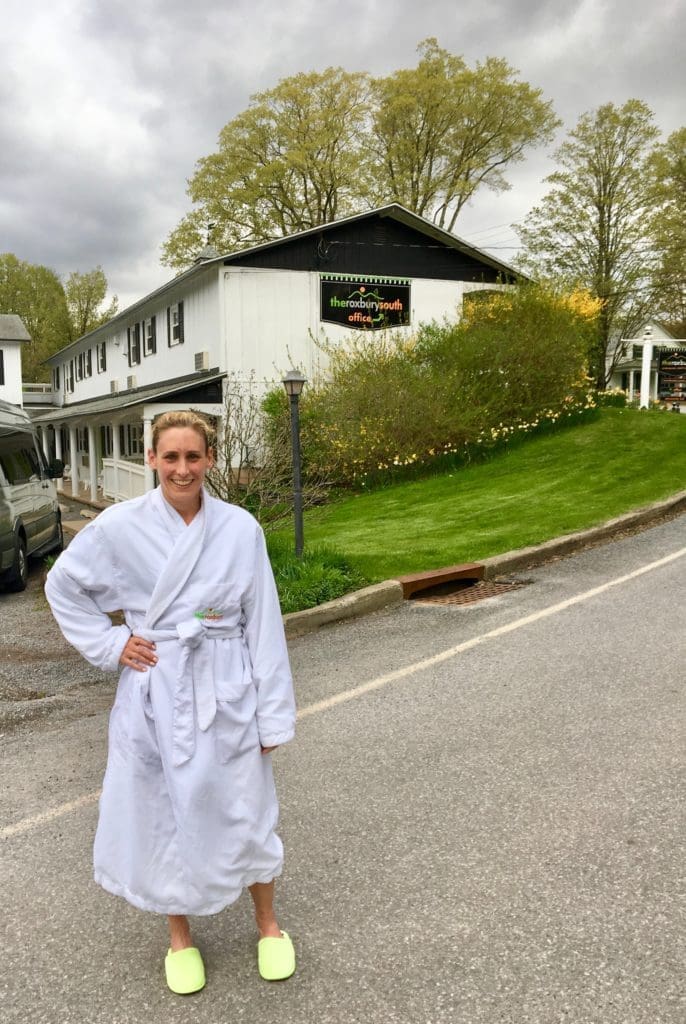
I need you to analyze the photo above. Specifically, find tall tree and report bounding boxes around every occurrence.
[65,266,118,341]
[516,100,660,388]
[0,254,69,382]
[0,256,117,382]
[648,127,686,335]
[162,42,557,270]
[162,67,372,268]
[369,40,559,231]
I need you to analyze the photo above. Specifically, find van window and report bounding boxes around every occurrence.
[0,428,43,484]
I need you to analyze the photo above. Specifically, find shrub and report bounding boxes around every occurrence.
[297,283,598,485]
[267,534,366,613]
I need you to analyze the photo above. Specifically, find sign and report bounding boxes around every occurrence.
[320,275,411,330]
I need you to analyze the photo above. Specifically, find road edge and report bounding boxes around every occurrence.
[282,489,686,638]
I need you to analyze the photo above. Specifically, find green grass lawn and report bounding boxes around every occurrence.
[278,408,686,582]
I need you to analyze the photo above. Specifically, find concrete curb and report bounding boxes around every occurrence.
[283,580,403,639]
[478,488,686,579]
[284,488,686,637]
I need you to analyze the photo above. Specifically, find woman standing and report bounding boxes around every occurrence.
[46,410,296,994]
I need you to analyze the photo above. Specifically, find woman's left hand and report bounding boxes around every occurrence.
[260,745,278,755]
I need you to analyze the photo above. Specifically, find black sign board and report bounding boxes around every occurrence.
[658,348,686,371]
[320,275,411,330]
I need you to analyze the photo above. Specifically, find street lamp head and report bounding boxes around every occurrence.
[282,368,307,398]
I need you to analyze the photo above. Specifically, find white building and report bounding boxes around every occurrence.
[32,204,521,502]
[609,320,686,407]
[0,314,31,407]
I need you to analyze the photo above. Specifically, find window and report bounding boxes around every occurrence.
[119,422,144,458]
[167,301,184,346]
[0,429,42,484]
[127,323,141,366]
[144,316,157,356]
[96,342,106,373]
[0,350,4,386]
[76,428,89,453]
[67,361,75,393]
[100,424,113,457]
[75,354,83,382]
[76,350,93,380]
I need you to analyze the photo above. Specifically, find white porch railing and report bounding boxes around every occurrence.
[102,458,147,501]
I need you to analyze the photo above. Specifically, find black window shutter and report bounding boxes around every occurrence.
[178,301,184,344]
[102,344,107,372]
[127,328,132,367]
[0,350,4,386]
[151,315,157,354]
[86,349,92,376]
[167,307,171,347]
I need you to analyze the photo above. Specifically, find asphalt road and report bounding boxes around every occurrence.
[1,516,685,1024]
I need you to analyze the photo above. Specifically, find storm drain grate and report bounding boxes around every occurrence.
[412,578,529,606]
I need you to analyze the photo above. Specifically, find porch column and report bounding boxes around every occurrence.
[111,421,120,501]
[54,426,63,462]
[68,425,78,496]
[639,341,653,408]
[39,425,50,460]
[87,423,98,502]
[143,416,155,491]
[628,370,634,402]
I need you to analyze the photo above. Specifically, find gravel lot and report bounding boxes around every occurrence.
[0,534,115,734]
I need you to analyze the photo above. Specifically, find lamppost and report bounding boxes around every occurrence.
[282,369,307,557]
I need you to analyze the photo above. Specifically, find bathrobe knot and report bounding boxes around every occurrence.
[140,620,243,766]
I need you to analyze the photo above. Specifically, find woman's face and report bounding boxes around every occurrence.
[147,426,214,512]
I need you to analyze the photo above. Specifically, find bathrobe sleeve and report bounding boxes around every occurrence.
[45,522,131,674]
[242,525,296,748]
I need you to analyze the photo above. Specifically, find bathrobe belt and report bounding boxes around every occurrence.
[138,618,243,766]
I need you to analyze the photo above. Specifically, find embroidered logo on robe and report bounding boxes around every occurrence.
[194,607,224,621]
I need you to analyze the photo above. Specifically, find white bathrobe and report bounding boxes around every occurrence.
[45,487,296,916]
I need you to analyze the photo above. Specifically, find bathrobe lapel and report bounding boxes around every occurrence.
[144,487,208,629]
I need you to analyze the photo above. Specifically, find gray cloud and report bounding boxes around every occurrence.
[1,0,683,309]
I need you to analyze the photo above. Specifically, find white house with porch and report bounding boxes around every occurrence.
[608,320,686,408]
[30,204,521,503]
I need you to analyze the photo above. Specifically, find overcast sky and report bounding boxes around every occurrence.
[2,0,684,311]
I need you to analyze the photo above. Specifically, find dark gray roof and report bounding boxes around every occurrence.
[30,371,224,424]
[0,314,31,342]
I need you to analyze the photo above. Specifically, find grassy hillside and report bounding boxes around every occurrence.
[280,408,686,581]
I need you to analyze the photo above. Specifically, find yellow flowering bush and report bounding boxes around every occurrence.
[289,283,597,486]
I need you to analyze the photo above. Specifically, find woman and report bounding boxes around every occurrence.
[46,410,296,994]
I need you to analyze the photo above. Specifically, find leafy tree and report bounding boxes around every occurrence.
[162,67,372,267]
[0,254,69,382]
[516,100,660,388]
[65,266,118,341]
[369,40,559,231]
[162,41,557,269]
[648,127,686,335]
[0,256,117,382]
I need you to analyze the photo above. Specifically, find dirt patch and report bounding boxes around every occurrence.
[0,645,82,665]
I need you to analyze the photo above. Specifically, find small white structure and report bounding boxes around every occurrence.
[31,204,521,502]
[609,320,686,409]
[0,314,31,407]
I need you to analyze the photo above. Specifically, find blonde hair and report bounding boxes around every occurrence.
[151,410,215,453]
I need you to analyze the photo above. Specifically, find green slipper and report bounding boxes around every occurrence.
[257,931,296,981]
[164,946,206,994]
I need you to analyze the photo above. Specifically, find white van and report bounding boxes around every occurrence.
[0,400,64,591]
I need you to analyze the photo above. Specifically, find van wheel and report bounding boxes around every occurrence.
[6,537,28,592]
